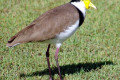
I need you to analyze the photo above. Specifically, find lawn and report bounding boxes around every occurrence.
[0,0,120,80]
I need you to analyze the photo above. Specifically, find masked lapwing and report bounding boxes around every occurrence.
[7,0,96,80]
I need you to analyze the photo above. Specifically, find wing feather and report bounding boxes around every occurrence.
[7,3,79,47]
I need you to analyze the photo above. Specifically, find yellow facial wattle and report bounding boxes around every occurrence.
[82,0,90,9]
[81,0,97,9]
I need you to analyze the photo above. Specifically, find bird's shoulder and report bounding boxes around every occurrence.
[21,3,80,41]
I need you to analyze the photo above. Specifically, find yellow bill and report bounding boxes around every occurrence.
[82,0,97,9]
[89,2,97,9]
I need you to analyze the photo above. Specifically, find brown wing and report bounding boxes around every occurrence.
[7,3,79,47]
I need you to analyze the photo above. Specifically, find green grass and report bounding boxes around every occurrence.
[0,0,120,80]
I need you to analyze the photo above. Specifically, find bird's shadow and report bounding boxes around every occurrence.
[20,61,113,79]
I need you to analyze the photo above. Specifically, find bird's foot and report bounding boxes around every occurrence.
[60,78,63,80]
[49,77,53,80]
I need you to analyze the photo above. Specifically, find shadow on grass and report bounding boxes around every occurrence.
[20,61,113,79]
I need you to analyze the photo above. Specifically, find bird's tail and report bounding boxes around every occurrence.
[6,35,20,47]
[6,24,35,47]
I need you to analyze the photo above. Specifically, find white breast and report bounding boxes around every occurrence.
[56,20,79,42]
[46,20,79,47]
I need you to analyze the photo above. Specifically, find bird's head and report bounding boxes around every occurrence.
[81,0,96,9]
[71,0,96,9]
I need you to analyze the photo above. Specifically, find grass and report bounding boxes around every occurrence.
[0,0,120,80]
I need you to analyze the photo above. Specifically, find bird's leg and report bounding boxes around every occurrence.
[55,48,62,80]
[46,44,52,80]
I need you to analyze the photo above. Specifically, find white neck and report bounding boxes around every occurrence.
[71,1,86,17]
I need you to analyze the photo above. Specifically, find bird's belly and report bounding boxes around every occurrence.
[46,20,79,44]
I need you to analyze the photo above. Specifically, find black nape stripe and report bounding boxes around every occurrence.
[71,4,85,27]
[71,0,81,2]
[76,8,84,27]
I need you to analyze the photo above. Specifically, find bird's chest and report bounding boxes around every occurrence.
[48,20,79,44]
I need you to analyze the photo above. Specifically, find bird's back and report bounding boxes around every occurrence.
[7,3,80,47]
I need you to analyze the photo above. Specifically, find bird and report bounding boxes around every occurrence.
[6,0,96,80]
